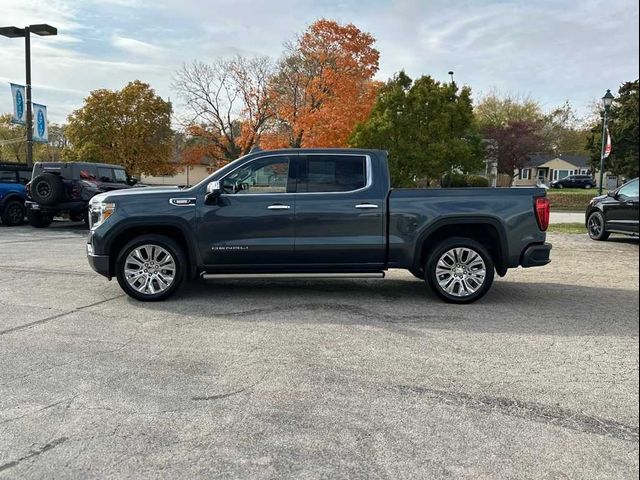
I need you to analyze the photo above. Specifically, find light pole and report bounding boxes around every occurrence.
[598,89,614,195]
[0,24,58,168]
[448,71,455,83]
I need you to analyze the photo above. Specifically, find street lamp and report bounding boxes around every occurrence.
[448,71,455,83]
[598,89,615,195]
[1,24,58,168]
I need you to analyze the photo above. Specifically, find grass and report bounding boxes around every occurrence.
[547,187,600,194]
[547,223,587,234]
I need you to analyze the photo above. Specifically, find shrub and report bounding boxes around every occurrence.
[441,173,490,188]
[467,175,490,187]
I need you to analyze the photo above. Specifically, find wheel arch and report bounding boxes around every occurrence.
[413,216,509,277]
[105,221,198,279]
[0,192,26,209]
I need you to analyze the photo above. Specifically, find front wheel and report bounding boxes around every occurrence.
[425,237,495,304]
[587,211,610,241]
[1,200,25,226]
[116,234,186,301]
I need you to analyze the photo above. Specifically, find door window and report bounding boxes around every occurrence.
[114,169,128,183]
[222,156,290,194]
[98,167,114,182]
[300,155,366,193]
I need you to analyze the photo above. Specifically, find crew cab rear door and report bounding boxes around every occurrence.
[293,153,385,268]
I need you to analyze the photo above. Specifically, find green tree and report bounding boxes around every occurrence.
[587,80,639,179]
[475,91,543,130]
[541,102,590,155]
[66,81,173,175]
[0,114,27,162]
[349,72,483,186]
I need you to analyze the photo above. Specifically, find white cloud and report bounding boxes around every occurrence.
[0,0,637,124]
[111,36,165,57]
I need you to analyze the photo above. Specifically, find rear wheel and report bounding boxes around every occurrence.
[587,211,610,241]
[27,209,54,228]
[116,234,186,301]
[1,200,25,226]
[425,237,495,304]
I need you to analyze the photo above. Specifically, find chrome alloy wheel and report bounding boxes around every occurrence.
[588,214,603,237]
[435,247,487,297]
[124,244,176,295]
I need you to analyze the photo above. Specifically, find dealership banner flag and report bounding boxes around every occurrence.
[10,83,26,124]
[603,127,612,158]
[32,103,48,142]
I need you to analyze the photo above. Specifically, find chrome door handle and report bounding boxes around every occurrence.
[267,204,291,210]
[355,203,379,209]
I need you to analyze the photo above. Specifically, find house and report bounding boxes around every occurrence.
[141,159,220,186]
[513,153,613,188]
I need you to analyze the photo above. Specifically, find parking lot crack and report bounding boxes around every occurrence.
[0,437,68,473]
[0,295,124,336]
[392,385,639,443]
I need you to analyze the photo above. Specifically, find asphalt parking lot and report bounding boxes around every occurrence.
[0,223,638,479]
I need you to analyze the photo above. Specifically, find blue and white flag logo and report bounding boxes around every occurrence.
[32,103,48,142]
[10,83,26,124]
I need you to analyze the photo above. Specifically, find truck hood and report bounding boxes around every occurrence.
[91,186,185,203]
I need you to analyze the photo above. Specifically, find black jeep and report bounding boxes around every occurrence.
[26,162,138,228]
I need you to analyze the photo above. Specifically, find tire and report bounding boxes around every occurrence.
[69,211,84,222]
[585,184,593,189]
[27,209,54,228]
[587,211,610,241]
[425,237,495,304]
[556,183,564,189]
[116,234,186,301]
[30,173,64,205]
[1,200,25,226]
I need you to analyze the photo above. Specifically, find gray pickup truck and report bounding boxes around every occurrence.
[87,148,551,303]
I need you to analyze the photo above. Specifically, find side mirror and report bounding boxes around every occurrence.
[128,176,138,186]
[205,180,221,203]
[607,190,617,198]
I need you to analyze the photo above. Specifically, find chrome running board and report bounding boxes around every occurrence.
[201,272,385,280]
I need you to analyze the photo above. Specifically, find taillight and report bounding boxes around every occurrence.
[535,197,550,231]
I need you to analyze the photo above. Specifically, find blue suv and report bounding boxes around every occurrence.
[0,163,31,226]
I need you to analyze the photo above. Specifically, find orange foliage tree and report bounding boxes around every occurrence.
[264,19,381,149]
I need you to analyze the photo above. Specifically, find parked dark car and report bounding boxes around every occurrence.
[0,162,31,226]
[86,148,552,304]
[586,177,639,240]
[551,174,596,189]
[26,162,138,228]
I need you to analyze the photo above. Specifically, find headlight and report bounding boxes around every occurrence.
[89,202,116,229]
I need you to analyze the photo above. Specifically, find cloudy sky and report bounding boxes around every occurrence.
[1,0,638,124]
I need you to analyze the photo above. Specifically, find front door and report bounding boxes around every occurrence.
[606,179,639,233]
[293,154,385,268]
[198,154,297,268]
